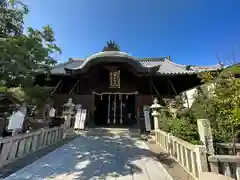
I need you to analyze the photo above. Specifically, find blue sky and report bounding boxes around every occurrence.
[23,0,240,66]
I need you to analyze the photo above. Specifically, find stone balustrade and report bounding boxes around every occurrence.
[0,126,64,168]
[208,155,240,180]
[199,172,235,180]
[216,143,240,155]
[155,129,240,180]
[155,129,208,179]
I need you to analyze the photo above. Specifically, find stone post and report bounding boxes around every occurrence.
[150,98,162,130]
[197,119,215,155]
[62,98,75,129]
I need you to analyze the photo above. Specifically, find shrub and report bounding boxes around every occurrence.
[162,115,200,145]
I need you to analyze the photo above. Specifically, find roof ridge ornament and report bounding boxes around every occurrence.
[103,40,120,52]
[185,65,193,71]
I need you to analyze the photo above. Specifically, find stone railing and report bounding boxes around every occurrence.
[0,126,64,168]
[155,129,208,179]
[216,143,240,155]
[208,155,240,180]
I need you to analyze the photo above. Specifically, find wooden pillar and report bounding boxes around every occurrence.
[113,94,116,124]
[107,94,111,124]
[120,94,123,124]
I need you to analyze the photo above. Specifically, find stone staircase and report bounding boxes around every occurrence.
[71,127,141,138]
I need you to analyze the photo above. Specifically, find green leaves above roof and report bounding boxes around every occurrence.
[224,64,240,74]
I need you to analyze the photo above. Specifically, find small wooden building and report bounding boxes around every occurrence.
[37,43,221,127]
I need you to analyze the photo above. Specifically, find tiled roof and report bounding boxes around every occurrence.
[140,59,194,74]
[51,60,85,74]
[50,52,222,75]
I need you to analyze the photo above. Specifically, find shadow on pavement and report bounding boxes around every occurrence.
[3,128,176,180]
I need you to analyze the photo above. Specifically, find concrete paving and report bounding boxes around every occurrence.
[3,133,173,180]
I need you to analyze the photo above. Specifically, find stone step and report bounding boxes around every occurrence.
[75,128,140,137]
[67,127,141,138]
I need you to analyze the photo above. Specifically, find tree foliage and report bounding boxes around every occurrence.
[0,0,28,37]
[163,116,200,144]
[160,68,240,146]
[196,71,240,142]
[0,0,61,105]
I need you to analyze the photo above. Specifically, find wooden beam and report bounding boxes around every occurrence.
[69,80,79,95]
[51,80,62,95]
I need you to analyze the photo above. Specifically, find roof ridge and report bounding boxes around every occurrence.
[164,58,188,68]
[138,57,166,61]
[193,64,221,68]
[69,57,167,62]
[165,58,221,70]
[53,61,71,68]
[68,58,85,62]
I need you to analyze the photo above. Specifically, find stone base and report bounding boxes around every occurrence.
[148,135,155,143]
[73,129,86,135]
[199,172,234,180]
[63,128,77,139]
[149,130,156,140]
[140,134,148,141]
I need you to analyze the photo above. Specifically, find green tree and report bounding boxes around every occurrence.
[0,0,61,105]
[0,0,28,37]
[197,70,240,154]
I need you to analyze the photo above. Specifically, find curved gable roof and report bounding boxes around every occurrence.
[50,53,222,75]
[65,51,160,74]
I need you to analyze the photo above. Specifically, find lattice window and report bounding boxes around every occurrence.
[109,70,120,88]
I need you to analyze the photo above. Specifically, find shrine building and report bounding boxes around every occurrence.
[37,41,221,127]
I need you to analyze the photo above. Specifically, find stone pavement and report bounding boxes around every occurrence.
[2,132,174,180]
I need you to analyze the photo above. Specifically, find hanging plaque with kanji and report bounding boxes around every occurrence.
[109,70,120,88]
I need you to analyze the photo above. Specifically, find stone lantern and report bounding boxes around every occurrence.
[62,98,75,129]
[150,98,162,130]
